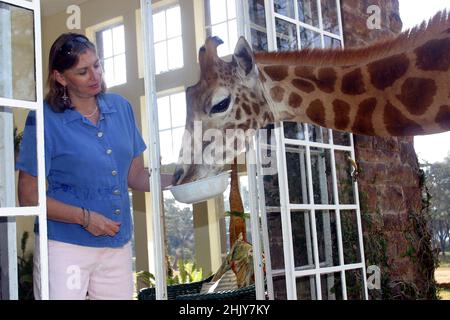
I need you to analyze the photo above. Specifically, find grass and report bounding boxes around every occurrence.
[437,251,450,300]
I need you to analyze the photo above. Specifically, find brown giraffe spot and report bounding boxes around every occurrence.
[288,92,303,109]
[351,98,377,135]
[235,97,241,105]
[292,79,315,93]
[252,103,260,115]
[332,99,351,131]
[250,92,257,99]
[242,102,252,115]
[306,99,326,127]
[396,77,437,116]
[436,105,450,130]
[270,86,286,103]
[238,119,252,130]
[367,53,410,90]
[384,101,425,136]
[235,108,242,121]
[242,93,249,102]
[264,65,289,81]
[295,67,337,93]
[294,66,315,78]
[415,38,450,72]
[341,68,366,95]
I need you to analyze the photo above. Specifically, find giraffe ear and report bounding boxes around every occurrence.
[233,36,255,76]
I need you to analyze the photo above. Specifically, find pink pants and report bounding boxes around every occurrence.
[33,239,134,300]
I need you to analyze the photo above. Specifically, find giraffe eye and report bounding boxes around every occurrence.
[210,95,231,115]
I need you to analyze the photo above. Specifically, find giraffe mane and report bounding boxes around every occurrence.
[254,10,450,67]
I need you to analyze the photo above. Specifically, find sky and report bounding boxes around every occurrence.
[398,0,450,163]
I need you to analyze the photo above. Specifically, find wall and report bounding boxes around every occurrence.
[341,0,435,299]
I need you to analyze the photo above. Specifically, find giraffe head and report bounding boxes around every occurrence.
[172,37,272,185]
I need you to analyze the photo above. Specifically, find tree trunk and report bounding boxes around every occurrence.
[229,159,247,248]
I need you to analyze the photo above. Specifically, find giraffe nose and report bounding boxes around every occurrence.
[172,168,184,186]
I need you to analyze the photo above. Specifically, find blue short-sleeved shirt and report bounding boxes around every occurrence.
[16,93,147,248]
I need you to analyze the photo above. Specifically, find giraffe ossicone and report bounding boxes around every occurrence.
[172,11,450,186]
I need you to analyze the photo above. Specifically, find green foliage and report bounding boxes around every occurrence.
[17,232,34,300]
[137,258,204,288]
[14,126,23,153]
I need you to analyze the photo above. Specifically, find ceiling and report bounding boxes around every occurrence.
[40,0,89,17]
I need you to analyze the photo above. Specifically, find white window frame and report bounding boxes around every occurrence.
[96,23,127,88]
[245,0,368,300]
[152,2,184,74]
[0,0,48,300]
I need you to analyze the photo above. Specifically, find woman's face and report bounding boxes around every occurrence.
[55,49,103,99]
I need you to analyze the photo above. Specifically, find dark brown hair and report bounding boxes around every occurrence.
[45,33,106,112]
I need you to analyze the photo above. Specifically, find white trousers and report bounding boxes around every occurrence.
[33,239,134,300]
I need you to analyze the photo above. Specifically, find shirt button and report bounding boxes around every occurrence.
[114,209,121,215]
[97,132,104,138]
[112,170,118,176]
[106,149,112,155]
[113,189,120,195]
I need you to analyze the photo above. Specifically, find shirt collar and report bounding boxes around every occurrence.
[63,94,116,124]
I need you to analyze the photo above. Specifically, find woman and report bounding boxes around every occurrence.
[17,33,172,300]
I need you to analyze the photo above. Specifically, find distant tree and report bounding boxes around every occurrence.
[424,154,450,256]
[164,196,195,264]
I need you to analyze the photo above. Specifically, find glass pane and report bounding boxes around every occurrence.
[321,272,343,300]
[170,92,187,128]
[157,96,171,130]
[152,10,166,42]
[285,144,309,205]
[103,57,114,88]
[274,0,295,19]
[0,3,36,101]
[154,41,168,74]
[321,0,339,35]
[248,0,267,28]
[3,108,40,208]
[324,36,341,49]
[296,275,316,300]
[159,130,173,165]
[333,131,351,146]
[341,210,362,264]
[208,0,227,24]
[113,53,127,86]
[300,27,321,49]
[275,18,298,51]
[167,37,184,70]
[310,147,333,205]
[262,148,280,206]
[345,269,365,300]
[298,0,319,28]
[267,212,285,270]
[102,29,113,58]
[112,25,125,55]
[308,124,329,144]
[272,274,287,300]
[291,210,314,269]
[284,122,306,140]
[227,0,236,19]
[316,211,339,267]
[166,6,182,38]
[334,151,355,204]
[251,28,268,51]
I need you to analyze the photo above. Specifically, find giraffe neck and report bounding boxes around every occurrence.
[254,11,450,136]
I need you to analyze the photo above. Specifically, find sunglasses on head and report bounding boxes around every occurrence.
[58,36,89,55]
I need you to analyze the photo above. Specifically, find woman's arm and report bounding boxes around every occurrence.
[18,171,121,236]
[127,156,173,192]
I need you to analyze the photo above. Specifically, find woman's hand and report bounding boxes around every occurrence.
[84,211,121,237]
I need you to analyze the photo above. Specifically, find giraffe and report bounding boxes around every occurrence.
[172,10,450,186]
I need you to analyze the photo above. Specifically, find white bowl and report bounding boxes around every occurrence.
[169,171,231,204]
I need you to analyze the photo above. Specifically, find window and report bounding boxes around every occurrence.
[205,0,239,56]
[157,91,186,165]
[96,24,127,88]
[153,5,184,74]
